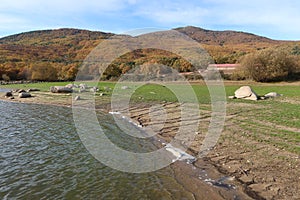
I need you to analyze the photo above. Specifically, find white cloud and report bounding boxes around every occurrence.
[138,6,209,24]
[0,0,129,14]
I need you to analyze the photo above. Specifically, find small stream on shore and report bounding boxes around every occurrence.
[0,100,245,199]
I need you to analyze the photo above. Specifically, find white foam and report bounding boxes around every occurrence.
[109,111,121,115]
[165,144,196,164]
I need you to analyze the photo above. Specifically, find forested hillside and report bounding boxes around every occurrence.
[0,26,299,81]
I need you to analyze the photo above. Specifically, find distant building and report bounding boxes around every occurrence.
[208,64,240,74]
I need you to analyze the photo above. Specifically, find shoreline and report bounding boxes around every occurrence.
[0,92,255,199]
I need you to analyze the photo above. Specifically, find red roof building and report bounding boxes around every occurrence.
[208,64,240,74]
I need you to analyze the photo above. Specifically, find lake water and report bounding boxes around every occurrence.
[0,100,198,199]
[0,88,10,93]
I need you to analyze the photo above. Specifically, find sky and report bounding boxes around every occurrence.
[0,0,300,40]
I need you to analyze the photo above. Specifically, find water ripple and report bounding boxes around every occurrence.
[0,101,195,199]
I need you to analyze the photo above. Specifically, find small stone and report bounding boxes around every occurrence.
[74,96,81,101]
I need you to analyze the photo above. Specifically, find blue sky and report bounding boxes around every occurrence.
[1,0,300,40]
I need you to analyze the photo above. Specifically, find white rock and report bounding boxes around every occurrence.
[234,86,258,100]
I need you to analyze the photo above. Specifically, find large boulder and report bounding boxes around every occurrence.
[234,86,258,100]
[50,86,73,93]
[18,92,32,98]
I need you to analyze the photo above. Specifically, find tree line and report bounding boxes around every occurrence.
[1,45,300,83]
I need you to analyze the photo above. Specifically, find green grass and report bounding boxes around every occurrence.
[0,81,72,92]
[1,81,300,154]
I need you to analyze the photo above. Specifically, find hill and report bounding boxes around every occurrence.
[0,26,298,81]
[175,26,295,63]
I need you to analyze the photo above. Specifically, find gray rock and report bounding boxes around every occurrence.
[26,88,40,92]
[264,92,282,98]
[234,86,258,100]
[18,92,31,98]
[50,86,73,93]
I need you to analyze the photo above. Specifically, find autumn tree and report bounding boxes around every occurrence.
[30,63,58,81]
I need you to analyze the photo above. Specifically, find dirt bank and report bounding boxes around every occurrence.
[123,102,299,200]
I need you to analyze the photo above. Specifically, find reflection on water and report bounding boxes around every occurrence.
[0,101,195,199]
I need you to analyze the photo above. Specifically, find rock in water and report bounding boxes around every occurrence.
[234,86,258,100]
[18,92,31,98]
[4,91,13,97]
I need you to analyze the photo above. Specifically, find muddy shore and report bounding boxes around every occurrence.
[1,90,299,199]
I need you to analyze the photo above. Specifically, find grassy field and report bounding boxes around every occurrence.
[1,80,299,199]
[1,81,299,154]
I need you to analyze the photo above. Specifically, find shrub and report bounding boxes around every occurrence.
[240,48,299,82]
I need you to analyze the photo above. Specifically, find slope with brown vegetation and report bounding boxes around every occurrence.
[175,26,296,63]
